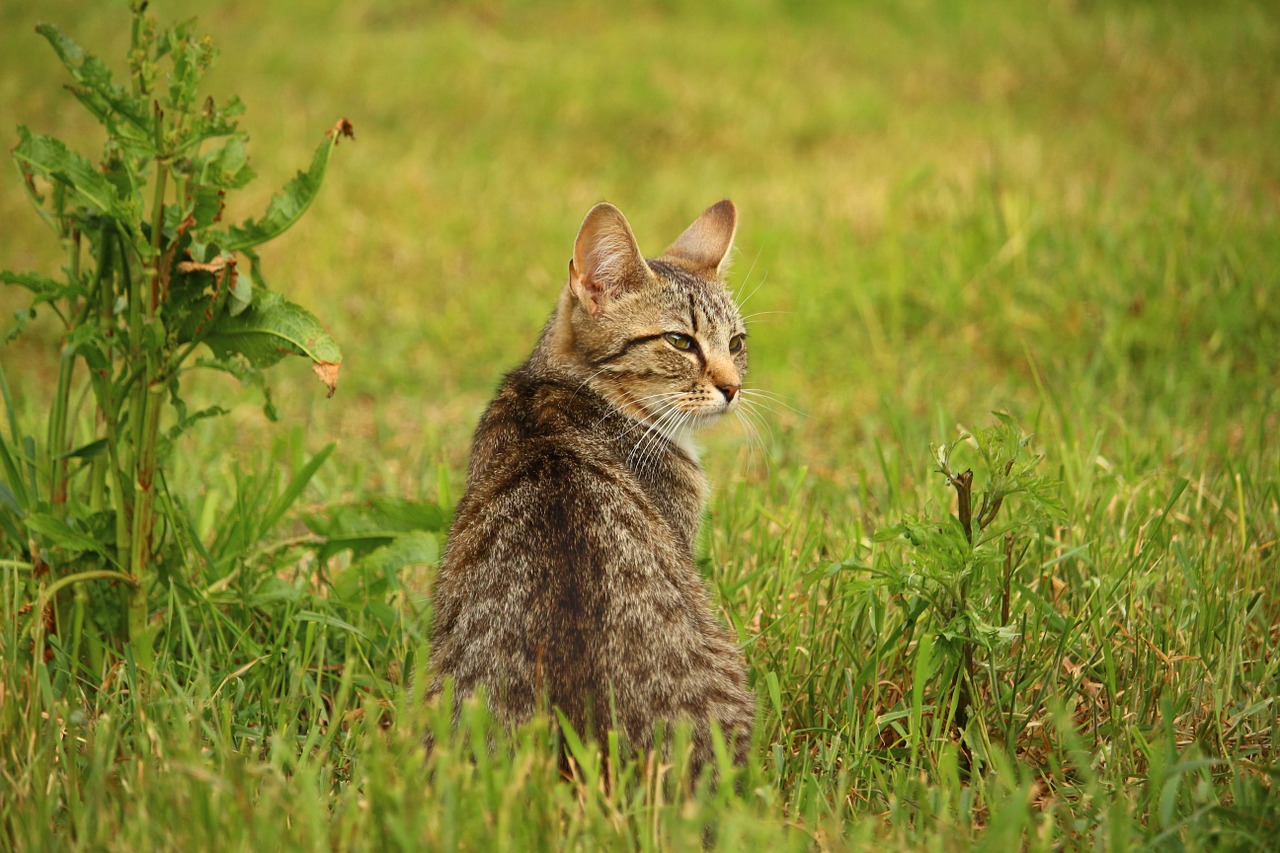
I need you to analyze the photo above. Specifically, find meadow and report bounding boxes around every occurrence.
[1,0,1277,848]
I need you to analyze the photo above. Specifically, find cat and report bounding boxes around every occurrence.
[425,200,755,772]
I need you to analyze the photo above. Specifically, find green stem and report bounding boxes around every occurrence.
[125,153,169,670]
[127,381,162,650]
[47,218,83,522]
[39,569,139,609]
[47,342,76,520]
[110,229,135,576]
[88,231,117,511]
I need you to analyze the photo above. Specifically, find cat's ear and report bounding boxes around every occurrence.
[569,202,650,317]
[660,199,737,277]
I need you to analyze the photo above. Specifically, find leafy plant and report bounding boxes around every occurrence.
[1,3,351,671]
[874,413,1066,759]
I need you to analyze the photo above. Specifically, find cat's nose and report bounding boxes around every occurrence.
[717,384,740,403]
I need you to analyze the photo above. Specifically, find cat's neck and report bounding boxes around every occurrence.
[524,288,702,465]
[527,287,585,380]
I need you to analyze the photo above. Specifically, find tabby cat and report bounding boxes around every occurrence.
[426,200,755,769]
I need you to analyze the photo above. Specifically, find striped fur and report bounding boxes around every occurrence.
[426,201,755,770]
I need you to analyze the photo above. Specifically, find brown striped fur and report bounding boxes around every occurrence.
[426,200,755,769]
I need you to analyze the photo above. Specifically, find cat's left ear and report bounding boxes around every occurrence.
[569,202,651,318]
[660,199,738,277]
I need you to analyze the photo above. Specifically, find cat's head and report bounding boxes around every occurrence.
[553,200,747,437]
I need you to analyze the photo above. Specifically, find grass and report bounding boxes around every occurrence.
[2,0,1278,849]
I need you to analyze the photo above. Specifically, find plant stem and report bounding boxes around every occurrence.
[48,342,76,520]
[125,152,169,670]
[88,232,116,512]
[47,216,82,522]
[110,229,135,575]
[952,469,974,546]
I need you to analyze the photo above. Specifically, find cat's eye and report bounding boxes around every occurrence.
[664,332,695,352]
[728,334,746,354]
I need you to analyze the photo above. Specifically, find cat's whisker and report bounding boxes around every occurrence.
[739,310,790,321]
[737,399,776,447]
[734,400,776,476]
[739,388,806,418]
[739,387,798,404]
[733,408,771,477]
[622,397,677,459]
[638,404,693,473]
[734,259,767,311]
[735,397,782,423]
[628,402,687,471]
[594,388,679,434]
[640,408,693,477]
[615,394,682,444]
[571,365,622,408]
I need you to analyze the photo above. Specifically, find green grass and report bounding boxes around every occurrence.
[2,0,1278,849]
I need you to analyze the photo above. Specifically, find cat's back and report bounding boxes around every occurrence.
[430,361,697,727]
[445,359,692,564]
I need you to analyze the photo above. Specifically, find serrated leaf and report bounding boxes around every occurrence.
[229,248,263,316]
[6,307,37,343]
[357,530,440,577]
[305,498,447,561]
[201,290,342,395]
[25,512,109,556]
[35,23,150,139]
[189,184,226,229]
[0,270,74,301]
[221,117,354,251]
[247,576,305,606]
[198,135,255,190]
[13,128,132,220]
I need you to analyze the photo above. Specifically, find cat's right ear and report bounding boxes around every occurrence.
[569,203,650,317]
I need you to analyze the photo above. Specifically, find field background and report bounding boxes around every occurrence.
[1,0,1277,849]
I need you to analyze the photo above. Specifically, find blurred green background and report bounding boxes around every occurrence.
[3,2,1278,846]
[2,0,1276,530]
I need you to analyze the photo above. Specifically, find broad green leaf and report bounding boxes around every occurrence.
[57,438,108,462]
[35,23,150,139]
[246,576,306,606]
[189,184,226,230]
[0,270,75,301]
[228,246,261,317]
[357,531,440,580]
[25,512,109,556]
[197,135,255,190]
[13,128,132,221]
[177,97,247,156]
[306,498,447,561]
[221,118,354,251]
[201,290,342,395]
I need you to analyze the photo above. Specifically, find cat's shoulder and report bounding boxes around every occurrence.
[480,361,611,441]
